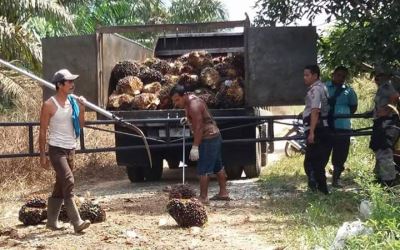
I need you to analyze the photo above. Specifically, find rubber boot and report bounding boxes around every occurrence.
[317,182,329,195]
[64,198,90,233]
[332,169,343,188]
[46,197,64,230]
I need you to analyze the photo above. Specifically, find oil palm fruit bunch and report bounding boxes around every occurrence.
[18,198,47,225]
[158,83,175,109]
[187,50,213,73]
[167,198,207,227]
[116,76,143,95]
[200,67,221,90]
[79,202,106,223]
[143,82,162,94]
[168,184,197,199]
[110,60,140,90]
[138,66,163,84]
[194,88,218,108]
[216,78,244,108]
[107,92,134,110]
[177,73,199,91]
[19,206,47,225]
[132,93,160,110]
[150,59,172,75]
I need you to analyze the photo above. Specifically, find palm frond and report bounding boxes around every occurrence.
[0,70,30,106]
[0,17,42,72]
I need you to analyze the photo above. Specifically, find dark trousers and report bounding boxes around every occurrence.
[331,129,351,176]
[48,146,75,199]
[304,127,332,190]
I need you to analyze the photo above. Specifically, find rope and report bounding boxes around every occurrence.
[84,125,166,143]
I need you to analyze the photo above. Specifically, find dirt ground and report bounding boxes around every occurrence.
[0,108,294,250]
[0,163,292,250]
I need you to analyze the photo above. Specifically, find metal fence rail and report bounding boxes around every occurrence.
[0,114,372,159]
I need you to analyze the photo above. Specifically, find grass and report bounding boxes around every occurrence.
[258,76,400,249]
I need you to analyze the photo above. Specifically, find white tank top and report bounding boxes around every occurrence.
[48,96,76,149]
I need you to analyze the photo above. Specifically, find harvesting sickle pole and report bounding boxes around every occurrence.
[0,58,152,168]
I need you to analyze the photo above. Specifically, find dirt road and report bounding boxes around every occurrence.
[1,163,292,250]
[0,108,294,250]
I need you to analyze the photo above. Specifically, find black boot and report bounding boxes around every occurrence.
[332,169,343,188]
[317,182,329,195]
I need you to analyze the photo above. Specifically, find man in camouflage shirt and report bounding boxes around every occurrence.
[302,65,332,194]
[369,67,400,186]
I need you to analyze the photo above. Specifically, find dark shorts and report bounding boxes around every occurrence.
[197,135,223,176]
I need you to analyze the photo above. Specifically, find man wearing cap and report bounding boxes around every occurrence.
[303,65,332,194]
[368,67,400,186]
[39,69,91,233]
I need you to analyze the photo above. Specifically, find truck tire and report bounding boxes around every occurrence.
[243,143,261,178]
[126,156,163,182]
[225,165,243,180]
[145,156,164,181]
[243,125,264,178]
[126,166,145,182]
[259,124,267,166]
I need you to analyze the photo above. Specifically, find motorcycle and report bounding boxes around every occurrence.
[284,116,306,157]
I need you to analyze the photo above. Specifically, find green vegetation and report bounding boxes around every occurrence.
[254,0,400,74]
[259,76,400,248]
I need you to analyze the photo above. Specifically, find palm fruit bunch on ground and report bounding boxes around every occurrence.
[58,196,83,222]
[168,184,197,199]
[167,198,207,227]
[18,198,47,226]
[108,51,245,110]
[78,201,106,223]
[59,199,106,223]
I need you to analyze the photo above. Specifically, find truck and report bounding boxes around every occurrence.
[41,18,317,182]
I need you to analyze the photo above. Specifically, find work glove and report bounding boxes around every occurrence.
[180,117,189,126]
[189,146,199,161]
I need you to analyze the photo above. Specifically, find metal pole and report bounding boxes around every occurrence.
[182,124,186,184]
[0,58,152,167]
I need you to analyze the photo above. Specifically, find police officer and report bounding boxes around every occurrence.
[369,66,400,187]
[303,65,331,194]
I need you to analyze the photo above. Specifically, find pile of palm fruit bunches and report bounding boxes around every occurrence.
[166,184,208,227]
[108,50,245,110]
[18,197,106,226]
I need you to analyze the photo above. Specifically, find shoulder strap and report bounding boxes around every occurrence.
[51,96,61,109]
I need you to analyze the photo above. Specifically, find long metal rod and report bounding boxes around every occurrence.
[0,58,152,167]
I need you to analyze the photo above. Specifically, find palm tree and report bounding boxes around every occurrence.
[168,0,228,23]
[0,0,74,107]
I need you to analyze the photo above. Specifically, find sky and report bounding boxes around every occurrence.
[220,0,333,32]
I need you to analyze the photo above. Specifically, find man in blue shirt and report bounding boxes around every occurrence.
[325,66,358,187]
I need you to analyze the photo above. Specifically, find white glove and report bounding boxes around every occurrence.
[180,117,189,126]
[189,146,199,161]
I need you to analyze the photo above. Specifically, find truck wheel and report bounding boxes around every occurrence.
[144,156,164,181]
[126,166,145,182]
[225,165,243,180]
[126,157,163,182]
[243,139,262,178]
[259,124,267,166]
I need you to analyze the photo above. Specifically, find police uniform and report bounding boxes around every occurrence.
[303,80,332,193]
[370,80,400,183]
